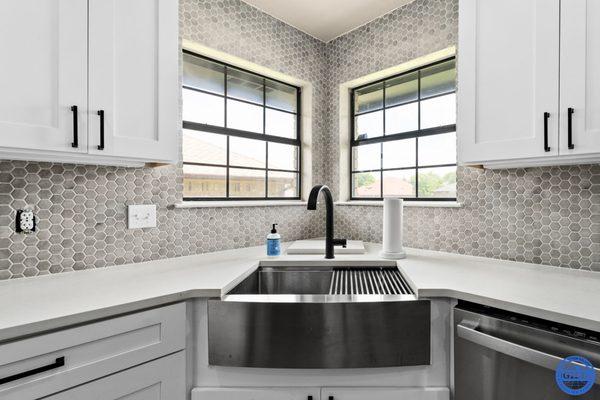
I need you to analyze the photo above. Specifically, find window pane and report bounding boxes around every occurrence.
[266,79,297,112]
[229,137,265,168]
[382,138,416,169]
[355,83,383,114]
[355,110,383,139]
[383,169,416,197]
[421,93,456,129]
[385,103,418,135]
[420,59,456,99]
[385,72,418,107]
[183,164,226,198]
[226,99,263,133]
[352,172,381,198]
[268,143,298,170]
[182,54,225,95]
[182,130,226,165]
[265,108,296,139]
[418,166,456,198]
[352,143,380,171]
[227,67,264,104]
[182,89,224,126]
[229,168,265,197]
[418,132,456,166]
[268,171,298,197]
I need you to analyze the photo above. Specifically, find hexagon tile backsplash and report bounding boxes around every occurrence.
[1,0,599,279]
[0,161,323,280]
[336,165,600,272]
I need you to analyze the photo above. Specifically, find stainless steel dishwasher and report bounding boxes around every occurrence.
[454,301,600,400]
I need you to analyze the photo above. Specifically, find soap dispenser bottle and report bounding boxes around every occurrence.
[267,224,281,256]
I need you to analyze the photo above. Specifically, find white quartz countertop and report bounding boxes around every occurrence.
[0,242,598,341]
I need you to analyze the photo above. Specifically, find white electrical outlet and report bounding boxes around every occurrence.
[127,204,157,229]
[16,209,36,233]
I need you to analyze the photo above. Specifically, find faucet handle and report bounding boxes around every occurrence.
[333,238,347,248]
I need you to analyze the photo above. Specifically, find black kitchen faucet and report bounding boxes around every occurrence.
[307,185,347,259]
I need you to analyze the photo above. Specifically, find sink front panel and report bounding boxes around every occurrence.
[208,299,430,369]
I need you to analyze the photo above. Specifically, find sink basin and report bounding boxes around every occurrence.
[224,263,417,301]
[208,262,431,369]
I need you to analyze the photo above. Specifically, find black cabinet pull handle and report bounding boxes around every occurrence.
[307,396,313,400]
[329,397,334,400]
[97,110,105,150]
[70,105,78,148]
[0,356,65,385]
[568,107,575,149]
[543,112,551,152]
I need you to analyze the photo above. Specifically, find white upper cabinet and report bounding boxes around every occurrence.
[88,0,179,162]
[560,0,600,156]
[0,0,179,166]
[457,0,560,166]
[0,0,88,155]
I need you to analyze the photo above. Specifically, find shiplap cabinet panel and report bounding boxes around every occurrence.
[457,0,560,165]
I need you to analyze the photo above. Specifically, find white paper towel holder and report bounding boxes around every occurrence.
[381,248,406,259]
[380,197,406,260]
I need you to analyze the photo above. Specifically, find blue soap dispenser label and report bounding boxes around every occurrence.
[266,223,281,256]
[267,238,281,256]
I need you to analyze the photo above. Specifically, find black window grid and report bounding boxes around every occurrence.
[350,57,457,202]
[182,50,302,201]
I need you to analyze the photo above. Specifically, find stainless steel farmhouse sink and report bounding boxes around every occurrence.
[208,262,430,369]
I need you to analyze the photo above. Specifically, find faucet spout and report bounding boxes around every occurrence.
[307,185,347,259]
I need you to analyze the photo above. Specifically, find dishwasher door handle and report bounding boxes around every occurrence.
[457,321,600,384]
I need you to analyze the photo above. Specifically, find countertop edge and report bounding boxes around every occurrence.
[417,288,600,333]
[0,289,221,343]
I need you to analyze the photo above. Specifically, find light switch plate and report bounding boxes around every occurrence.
[127,204,157,229]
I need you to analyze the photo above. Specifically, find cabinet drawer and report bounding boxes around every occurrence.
[322,387,449,400]
[45,351,186,400]
[0,302,185,400]
[192,387,320,400]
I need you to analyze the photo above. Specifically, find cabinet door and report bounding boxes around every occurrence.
[322,387,449,400]
[88,0,179,163]
[45,352,185,400]
[192,387,320,400]
[0,0,87,154]
[457,0,560,164]
[560,0,600,155]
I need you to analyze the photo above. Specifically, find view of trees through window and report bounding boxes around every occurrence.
[181,51,301,200]
[351,58,457,200]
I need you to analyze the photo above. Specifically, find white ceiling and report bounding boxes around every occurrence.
[241,0,416,43]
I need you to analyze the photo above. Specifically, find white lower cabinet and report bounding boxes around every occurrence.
[192,387,320,400]
[192,387,449,400]
[0,303,186,400]
[45,351,186,400]
[322,387,450,400]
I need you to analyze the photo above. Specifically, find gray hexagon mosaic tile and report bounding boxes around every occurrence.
[1,0,599,280]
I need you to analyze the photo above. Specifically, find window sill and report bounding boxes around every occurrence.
[335,200,462,208]
[173,200,308,209]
